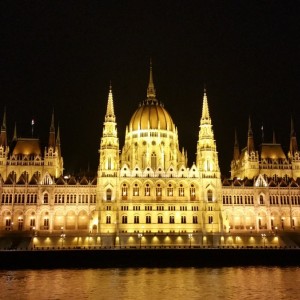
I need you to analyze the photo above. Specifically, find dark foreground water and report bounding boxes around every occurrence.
[0,267,299,299]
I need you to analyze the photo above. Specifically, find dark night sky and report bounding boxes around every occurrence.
[1,1,300,177]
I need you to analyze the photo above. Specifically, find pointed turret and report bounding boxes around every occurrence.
[48,110,56,148]
[146,59,156,99]
[0,108,7,148]
[290,116,298,154]
[196,87,220,174]
[247,116,255,153]
[233,129,240,160]
[99,84,119,176]
[105,83,116,122]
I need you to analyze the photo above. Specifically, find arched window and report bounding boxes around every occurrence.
[207,190,213,202]
[190,184,196,199]
[106,215,111,224]
[122,184,128,200]
[167,184,173,196]
[145,184,150,196]
[179,184,184,197]
[133,184,139,196]
[259,195,264,205]
[43,193,49,204]
[106,189,112,201]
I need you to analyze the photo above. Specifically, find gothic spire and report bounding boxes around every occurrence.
[13,122,17,141]
[200,87,211,125]
[56,123,61,157]
[1,108,6,130]
[272,130,276,144]
[146,59,156,99]
[247,116,255,153]
[233,129,240,160]
[290,116,298,154]
[50,109,55,132]
[105,83,116,122]
[0,108,7,148]
[48,110,56,148]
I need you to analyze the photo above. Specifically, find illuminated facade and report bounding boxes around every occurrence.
[0,65,300,247]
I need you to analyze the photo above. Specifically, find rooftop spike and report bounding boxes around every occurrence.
[105,84,116,122]
[147,59,156,99]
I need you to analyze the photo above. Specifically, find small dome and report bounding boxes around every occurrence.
[129,99,175,131]
[12,138,41,156]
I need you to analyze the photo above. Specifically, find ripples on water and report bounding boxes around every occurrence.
[0,267,299,300]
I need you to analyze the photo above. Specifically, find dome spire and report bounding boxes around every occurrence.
[147,59,156,99]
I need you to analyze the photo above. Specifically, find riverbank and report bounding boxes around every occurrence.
[0,248,299,269]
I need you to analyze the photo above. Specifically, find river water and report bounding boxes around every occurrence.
[0,267,299,299]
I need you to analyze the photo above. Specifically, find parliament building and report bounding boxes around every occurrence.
[0,65,300,248]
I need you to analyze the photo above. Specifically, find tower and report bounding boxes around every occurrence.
[44,111,63,178]
[97,85,120,234]
[196,89,223,232]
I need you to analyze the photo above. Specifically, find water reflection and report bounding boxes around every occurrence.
[0,267,299,299]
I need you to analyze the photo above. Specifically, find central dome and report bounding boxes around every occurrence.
[129,99,175,131]
[128,62,175,132]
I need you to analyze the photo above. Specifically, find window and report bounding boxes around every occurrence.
[18,218,23,230]
[106,189,112,201]
[179,184,184,196]
[207,190,213,202]
[167,184,173,196]
[5,219,11,227]
[156,185,162,197]
[190,185,196,199]
[169,216,175,224]
[30,218,36,228]
[193,216,198,224]
[43,193,49,204]
[146,215,151,224]
[181,216,186,224]
[106,216,111,224]
[259,195,264,205]
[208,216,213,224]
[134,216,139,224]
[133,184,139,196]
[122,216,127,224]
[158,216,163,224]
[122,184,128,197]
[44,218,49,229]
[145,184,150,196]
